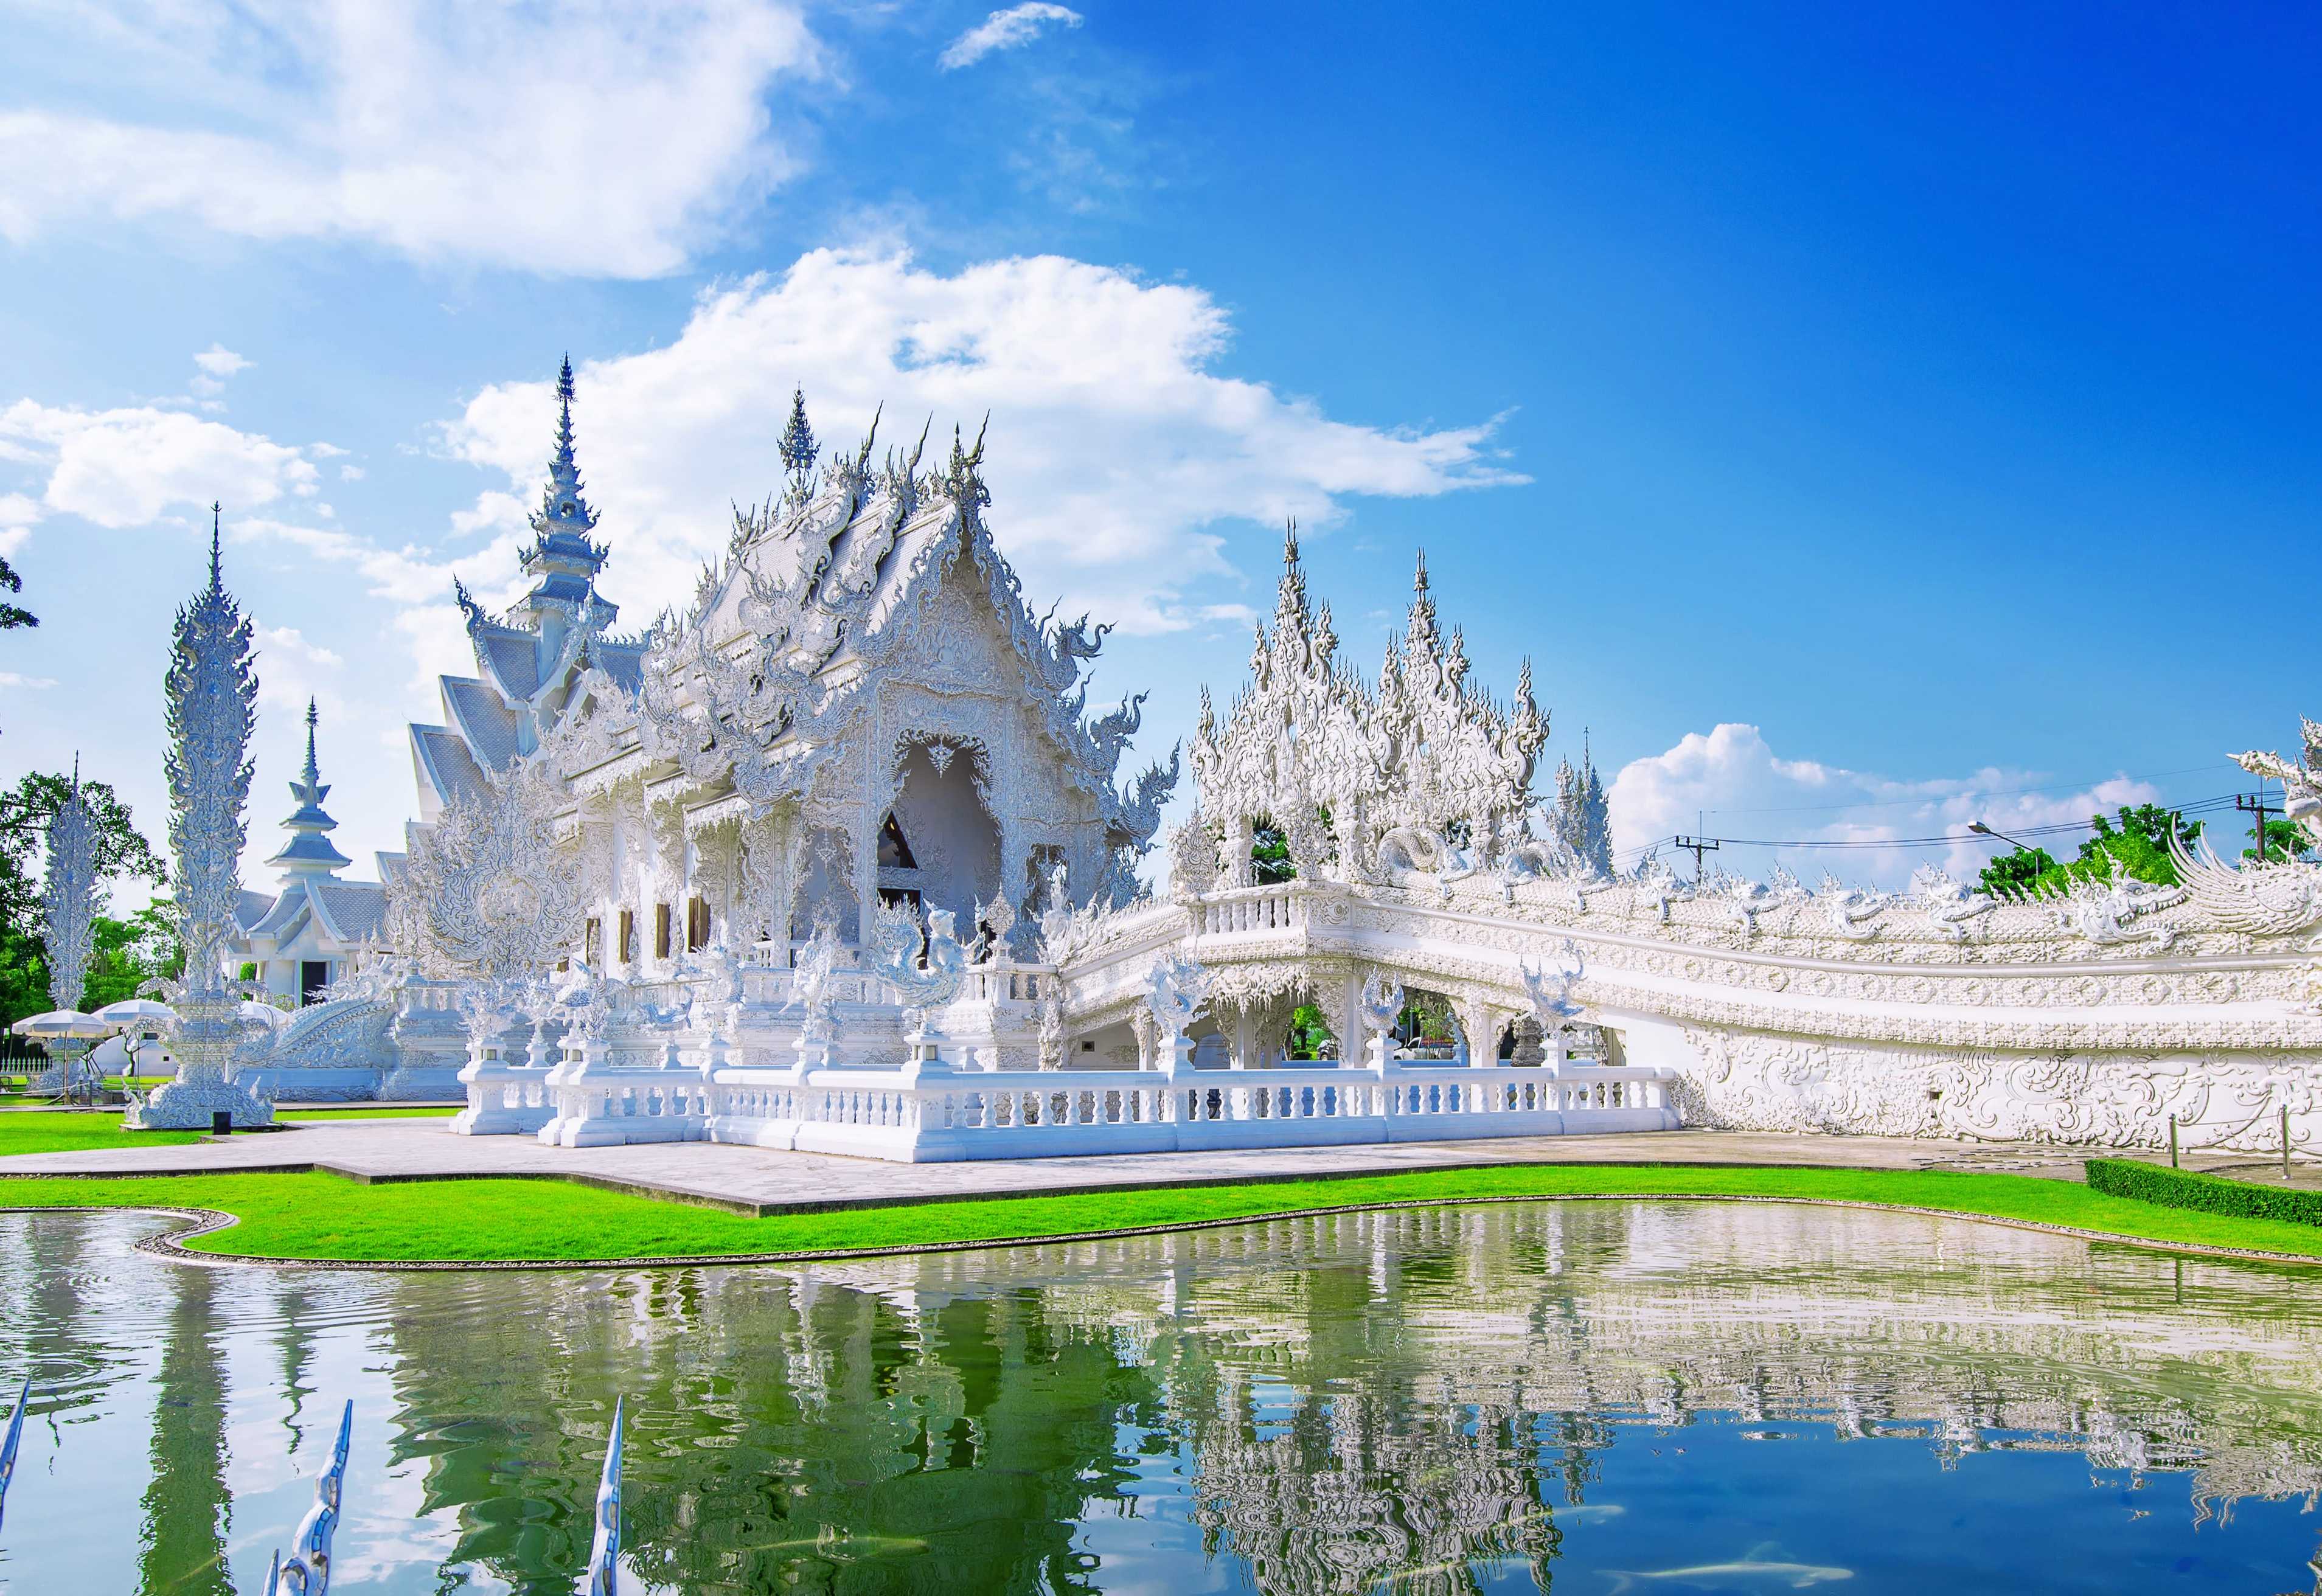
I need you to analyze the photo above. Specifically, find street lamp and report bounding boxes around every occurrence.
[1966,819,2035,851]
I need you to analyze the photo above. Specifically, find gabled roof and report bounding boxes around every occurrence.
[311,879,388,945]
[442,675,523,772]
[410,723,492,816]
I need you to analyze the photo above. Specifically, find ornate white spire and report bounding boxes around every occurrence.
[166,504,259,993]
[268,697,350,877]
[40,757,96,1011]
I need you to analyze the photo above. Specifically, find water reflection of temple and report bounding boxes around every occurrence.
[4,1202,2320,1594]
[356,1202,2322,1593]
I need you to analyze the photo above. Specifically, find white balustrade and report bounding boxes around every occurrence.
[696,1058,1675,1162]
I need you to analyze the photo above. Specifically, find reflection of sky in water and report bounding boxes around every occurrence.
[0,1201,2318,1594]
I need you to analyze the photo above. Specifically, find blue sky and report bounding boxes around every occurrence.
[2,1,2315,897]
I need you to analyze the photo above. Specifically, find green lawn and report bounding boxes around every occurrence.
[0,1104,454,1154]
[0,1112,204,1153]
[0,1162,2317,1266]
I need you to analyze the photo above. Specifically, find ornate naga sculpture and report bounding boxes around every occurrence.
[265,1400,350,1595]
[128,515,275,1130]
[1519,939,1587,1033]
[867,901,967,1043]
[784,920,844,1066]
[2235,717,2322,851]
[1144,951,1211,1070]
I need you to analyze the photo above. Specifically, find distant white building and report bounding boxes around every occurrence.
[227,699,389,1004]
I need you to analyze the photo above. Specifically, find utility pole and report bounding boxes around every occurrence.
[1674,834,1720,884]
[2237,789,2279,862]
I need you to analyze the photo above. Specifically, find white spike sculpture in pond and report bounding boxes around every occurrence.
[38,765,99,1102]
[0,1375,29,1528]
[269,1399,351,1594]
[586,1396,625,1595]
[129,509,274,1130]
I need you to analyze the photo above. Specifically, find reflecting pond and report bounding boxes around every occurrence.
[1,1200,2319,1593]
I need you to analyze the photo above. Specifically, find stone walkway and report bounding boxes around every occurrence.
[0,1118,2114,1216]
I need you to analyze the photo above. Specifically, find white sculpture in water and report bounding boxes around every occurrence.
[128,515,275,1129]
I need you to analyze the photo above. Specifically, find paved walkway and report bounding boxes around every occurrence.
[0,1118,2118,1215]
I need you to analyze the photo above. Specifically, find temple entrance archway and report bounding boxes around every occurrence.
[878,737,1002,939]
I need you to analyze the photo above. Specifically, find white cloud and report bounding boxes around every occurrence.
[942,4,1084,71]
[0,493,39,530]
[0,672,58,690]
[1607,723,2165,889]
[440,246,1526,637]
[0,1,821,277]
[257,623,342,671]
[192,344,250,380]
[0,401,325,527]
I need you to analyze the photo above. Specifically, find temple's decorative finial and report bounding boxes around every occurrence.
[526,354,603,564]
[209,502,223,591]
[303,696,321,786]
[1413,548,1430,594]
[779,385,819,479]
[554,355,578,471]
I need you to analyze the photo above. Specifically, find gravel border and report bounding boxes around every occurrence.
[1,1192,2304,1274]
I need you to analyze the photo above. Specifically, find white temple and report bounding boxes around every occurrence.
[214,361,2322,1161]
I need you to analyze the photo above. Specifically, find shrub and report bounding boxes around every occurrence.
[2085,1157,2322,1229]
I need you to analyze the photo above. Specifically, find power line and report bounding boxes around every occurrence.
[1608,791,2242,858]
[1696,761,2239,817]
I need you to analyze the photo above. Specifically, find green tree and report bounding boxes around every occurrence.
[0,770,169,1029]
[1251,821,1294,884]
[84,901,184,1010]
[1978,805,2203,900]
[2247,816,2312,864]
[1285,1003,1333,1058]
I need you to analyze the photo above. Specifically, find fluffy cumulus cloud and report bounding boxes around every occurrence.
[0,400,324,527]
[442,247,1526,637]
[942,4,1085,70]
[1607,723,2165,889]
[0,1,820,277]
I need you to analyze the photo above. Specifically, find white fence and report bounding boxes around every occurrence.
[495,1056,1676,1159]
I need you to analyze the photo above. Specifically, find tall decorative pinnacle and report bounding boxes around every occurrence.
[164,528,259,993]
[41,755,97,1015]
[527,355,605,566]
[271,696,349,877]
[209,502,223,592]
[778,384,819,481]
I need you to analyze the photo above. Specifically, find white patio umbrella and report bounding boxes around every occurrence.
[9,1010,111,1041]
[9,1010,111,1100]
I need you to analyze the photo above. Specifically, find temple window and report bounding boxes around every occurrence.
[617,909,635,965]
[877,814,917,869]
[686,897,709,952]
[584,918,602,966]
[654,903,671,960]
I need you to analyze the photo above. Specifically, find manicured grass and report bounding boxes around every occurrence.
[0,1111,203,1154]
[0,1104,454,1154]
[0,1162,2317,1266]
